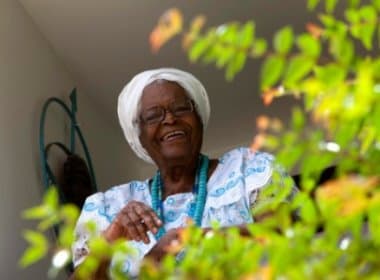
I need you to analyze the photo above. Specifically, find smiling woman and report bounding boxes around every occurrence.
[138,81,204,170]
[70,68,296,279]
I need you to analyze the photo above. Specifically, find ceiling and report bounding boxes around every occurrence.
[19,0,315,152]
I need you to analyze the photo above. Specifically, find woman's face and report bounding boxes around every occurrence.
[138,80,203,165]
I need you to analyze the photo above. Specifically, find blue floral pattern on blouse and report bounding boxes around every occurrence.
[72,147,286,277]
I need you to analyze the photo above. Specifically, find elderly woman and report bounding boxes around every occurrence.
[72,68,294,278]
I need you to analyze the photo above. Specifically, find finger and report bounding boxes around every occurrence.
[136,203,163,229]
[120,201,147,240]
[126,210,150,244]
[117,210,142,242]
[136,201,162,226]
[126,201,162,227]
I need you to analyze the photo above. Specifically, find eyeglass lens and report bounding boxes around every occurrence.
[141,99,193,124]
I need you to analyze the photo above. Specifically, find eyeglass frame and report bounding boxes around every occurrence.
[136,98,196,125]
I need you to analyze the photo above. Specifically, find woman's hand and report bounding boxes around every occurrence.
[103,200,162,244]
[145,228,182,263]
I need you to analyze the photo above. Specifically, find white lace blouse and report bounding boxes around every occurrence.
[72,147,289,277]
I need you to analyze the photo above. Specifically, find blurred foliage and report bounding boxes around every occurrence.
[21,0,380,279]
[20,186,79,277]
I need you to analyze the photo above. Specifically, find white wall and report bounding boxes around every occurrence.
[0,0,295,278]
[0,0,139,278]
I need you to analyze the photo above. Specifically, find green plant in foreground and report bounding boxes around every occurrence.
[139,175,380,279]
[20,186,78,277]
[21,0,380,278]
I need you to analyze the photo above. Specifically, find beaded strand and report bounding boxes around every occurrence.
[151,154,209,240]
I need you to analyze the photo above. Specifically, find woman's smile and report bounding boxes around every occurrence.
[138,80,203,164]
[160,130,186,142]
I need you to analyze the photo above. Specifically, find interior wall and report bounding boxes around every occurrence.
[0,0,138,278]
[0,0,296,278]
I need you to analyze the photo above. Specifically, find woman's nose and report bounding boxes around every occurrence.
[162,109,177,124]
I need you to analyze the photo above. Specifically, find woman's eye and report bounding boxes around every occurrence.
[143,109,162,122]
[173,104,191,114]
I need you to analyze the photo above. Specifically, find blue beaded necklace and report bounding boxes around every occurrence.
[151,154,209,240]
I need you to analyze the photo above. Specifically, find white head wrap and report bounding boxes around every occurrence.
[118,68,210,164]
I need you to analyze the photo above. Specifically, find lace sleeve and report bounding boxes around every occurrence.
[71,192,110,267]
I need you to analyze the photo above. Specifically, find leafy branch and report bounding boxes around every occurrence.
[19,0,380,279]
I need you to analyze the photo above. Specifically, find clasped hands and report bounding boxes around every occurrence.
[103,200,183,262]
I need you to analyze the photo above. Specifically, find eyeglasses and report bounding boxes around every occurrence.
[139,99,195,125]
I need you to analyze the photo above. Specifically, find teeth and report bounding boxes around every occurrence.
[163,130,185,140]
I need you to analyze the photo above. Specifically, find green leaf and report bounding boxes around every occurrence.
[319,14,336,28]
[345,9,360,24]
[300,177,316,193]
[88,236,111,257]
[283,55,314,86]
[19,246,47,268]
[274,26,294,55]
[325,0,339,13]
[293,192,318,224]
[373,58,380,78]
[218,23,239,44]
[43,186,59,211]
[202,46,219,65]
[162,255,176,273]
[359,5,377,21]
[111,239,131,255]
[215,46,234,68]
[23,230,48,247]
[19,230,48,267]
[276,135,304,169]
[85,220,98,236]
[303,91,316,111]
[225,51,246,81]
[251,38,267,57]
[314,64,346,88]
[358,6,377,49]
[378,21,380,48]
[368,202,380,244]
[263,135,280,150]
[348,0,361,8]
[189,37,210,62]
[58,226,75,247]
[334,121,360,149]
[297,33,321,58]
[60,204,79,224]
[335,21,348,38]
[292,107,305,132]
[330,37,354,65]
[350,23,361,39]
[373,0,380,10]
[22,205,50,220]
[238,21,255,48]
[37,214,59,231]
[307,0,320,10]
[360,22,376,49]
[260,55,285,90]
[360,126,376,155]
[77,255,99,279]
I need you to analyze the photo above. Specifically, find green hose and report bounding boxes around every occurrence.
[39,88,97,201]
